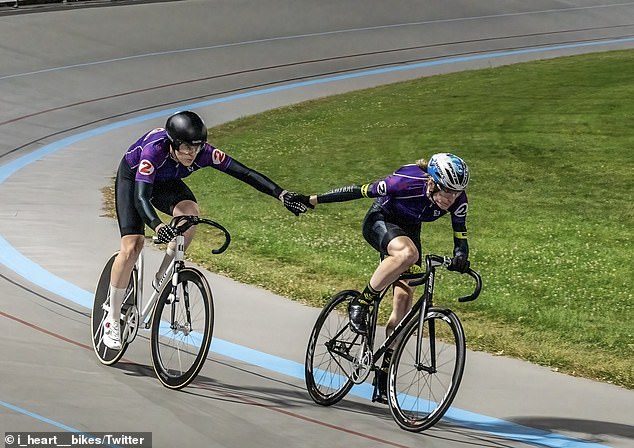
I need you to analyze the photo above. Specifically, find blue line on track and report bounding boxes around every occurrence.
[0,401,121,448]
[3,38,630,447]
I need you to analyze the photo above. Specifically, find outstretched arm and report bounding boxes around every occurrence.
[224,158,284,198]
[224,158,310,215]
[307,183,373,207]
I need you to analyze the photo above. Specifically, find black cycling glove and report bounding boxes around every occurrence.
[156,224,177,244]
[279,190,312,216]
[296,193,314,209]
[448,255,470,273]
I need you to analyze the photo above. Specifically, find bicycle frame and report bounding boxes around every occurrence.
[132,215,230,332]
[324,255,480,376]
[305,252,481,429]
[136,234,186,330]
[367,254,481,372]
[368,260,437,371]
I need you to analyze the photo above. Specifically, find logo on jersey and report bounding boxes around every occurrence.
[453,203,468,218]
[377,181,387,196]
[138,159,155,176]
[212,148,226,165]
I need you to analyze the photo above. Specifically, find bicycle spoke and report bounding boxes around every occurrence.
[389,308,466,431]
[305,291,358,405]
[151,269,213,389]
[91,253,137,366]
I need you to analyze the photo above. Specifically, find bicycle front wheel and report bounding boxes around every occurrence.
[91,252,138,366]
[150,268,214,390]
[389,307,466,432]
[305,290,361,406]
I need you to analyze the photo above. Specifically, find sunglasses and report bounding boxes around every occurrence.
[435,183,461,195]
[176,142,202,155]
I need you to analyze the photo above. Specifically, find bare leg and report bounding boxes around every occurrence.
[109,235,144,320]
[369,236,419,292]
[351,236,419,335]
[386,280,414,337]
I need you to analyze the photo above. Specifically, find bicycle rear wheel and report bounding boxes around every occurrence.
[150,267,214,390]
[91,252,138,365]
[388,307,466,432]
[305,290,361,406]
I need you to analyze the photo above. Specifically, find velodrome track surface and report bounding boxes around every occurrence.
[1,1,633,447]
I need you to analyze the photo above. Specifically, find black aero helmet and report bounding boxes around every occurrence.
[165,111,207,149]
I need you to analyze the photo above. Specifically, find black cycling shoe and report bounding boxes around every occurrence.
[348,300,370,335]
[372,370,388,404]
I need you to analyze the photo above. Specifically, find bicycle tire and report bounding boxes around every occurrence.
[305,290,360,406]
[91,252,138,366]
[388,307,466,432]
[150,267,214,390]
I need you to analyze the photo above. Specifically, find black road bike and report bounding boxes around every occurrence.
[305,254,481,431]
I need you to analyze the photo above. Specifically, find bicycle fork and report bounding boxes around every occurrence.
[164,235,185,304]
[415,270,436,373]
[165,234,194,335]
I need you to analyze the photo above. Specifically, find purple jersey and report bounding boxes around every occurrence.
[123,128,234,184]
[364,164,468,225]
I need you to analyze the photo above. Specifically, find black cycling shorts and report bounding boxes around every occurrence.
[362,202,422,265]
[114,158,197,236]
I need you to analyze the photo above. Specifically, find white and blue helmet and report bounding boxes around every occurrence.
[427,153,470,192]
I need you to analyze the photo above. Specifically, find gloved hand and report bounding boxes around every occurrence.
[155,223,177,244]
[295,193,315,209]
[279,190,312,216]
[448,255,470,273]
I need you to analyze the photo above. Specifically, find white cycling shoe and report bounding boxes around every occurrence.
[103,317,122,350]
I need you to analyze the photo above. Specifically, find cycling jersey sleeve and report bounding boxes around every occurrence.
[223,158,284,199]
[452,222,469,258]
[450,195,469,258]
[315,185,364,203]
[134,181,162,230]
[316,165,428,204]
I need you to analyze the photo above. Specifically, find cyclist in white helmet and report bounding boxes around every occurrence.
[299,153,471,403]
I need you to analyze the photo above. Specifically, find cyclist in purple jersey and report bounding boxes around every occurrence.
[301,153,471,403]
[102,110,310,350]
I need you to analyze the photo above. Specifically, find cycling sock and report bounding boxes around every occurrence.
[107,285,127,322]
[357,283,380,306]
